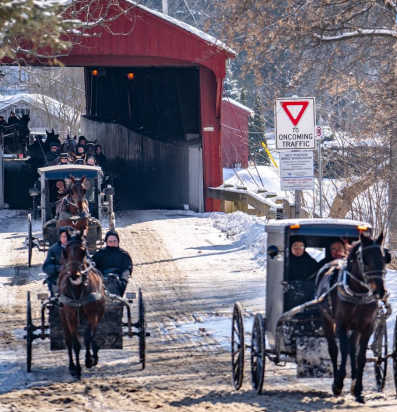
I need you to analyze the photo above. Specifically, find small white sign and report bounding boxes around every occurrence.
[315,125,323,138]
[280,151,314,191]
[275,97,316,150]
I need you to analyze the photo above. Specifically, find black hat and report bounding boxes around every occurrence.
[60,153,68,158]
[105,230,119,243]
[75,159,85,165]
[50,142,59,148]
[78,135,87,142]
[291,235,307,247]
[58,226,73,236]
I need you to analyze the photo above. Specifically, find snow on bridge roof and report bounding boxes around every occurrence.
[222,97,253,114]
[55,0,236,56]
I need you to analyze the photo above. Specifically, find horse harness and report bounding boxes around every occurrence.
[60,258,104,324]
[317,244,389,322]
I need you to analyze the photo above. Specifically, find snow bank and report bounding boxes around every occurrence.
[209,211,268,267]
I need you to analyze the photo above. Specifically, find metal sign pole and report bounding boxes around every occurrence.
[295,190,301,218]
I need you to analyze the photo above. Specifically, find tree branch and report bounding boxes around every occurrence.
[314,28,397,41]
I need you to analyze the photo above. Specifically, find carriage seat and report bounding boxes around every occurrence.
[100,269,123,296]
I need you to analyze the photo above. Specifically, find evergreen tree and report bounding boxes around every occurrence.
[240,88,247,105]
[248,95,269,165]
[223,63,240,101]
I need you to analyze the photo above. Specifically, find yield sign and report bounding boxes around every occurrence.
[281,101,309,126]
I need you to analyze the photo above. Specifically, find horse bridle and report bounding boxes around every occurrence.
[354,244,386,284]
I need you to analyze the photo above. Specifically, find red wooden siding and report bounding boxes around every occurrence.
[200,67,222,211]
[221,99,251,169]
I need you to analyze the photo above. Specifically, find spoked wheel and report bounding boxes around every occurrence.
[231,302,245,390]
[138,288,146,370]
[251,313,265,394]
[26,291,33,372]
[393,316,397,395]
[28,214,33,267]
[373,318,388,392]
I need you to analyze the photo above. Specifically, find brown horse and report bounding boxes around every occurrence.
[56,175,90,235]
[316,232,387,403]
[58,231,106,379]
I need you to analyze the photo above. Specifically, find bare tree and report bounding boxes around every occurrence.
[210,0,397,243]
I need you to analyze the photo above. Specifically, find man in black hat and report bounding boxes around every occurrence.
[45,142,60,165]
[92,230,133,296]
[7,111,19,126]
[43,226,73,295]
[289,235,318,281]
[58,153,70,165]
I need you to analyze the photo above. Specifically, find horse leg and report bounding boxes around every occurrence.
[333,324,349,395]
[323,317,338,385]
[92,330,100,367]
[349,331,360,395]
[84,323,94,369]
[67,314,81,379]
[352,328,372,403]
[61,314,75,372]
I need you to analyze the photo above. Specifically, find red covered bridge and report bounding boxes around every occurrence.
[10,1,237,211]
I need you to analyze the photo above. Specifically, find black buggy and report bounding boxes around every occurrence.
[231,219,397,394]
[27,165,116,266]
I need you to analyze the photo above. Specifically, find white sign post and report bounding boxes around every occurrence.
[275,97,316,150]
[280,151,314,191]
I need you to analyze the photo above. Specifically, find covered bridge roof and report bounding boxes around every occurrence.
[20,1,234,79]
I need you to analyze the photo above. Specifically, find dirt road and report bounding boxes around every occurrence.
[0,210,397,412]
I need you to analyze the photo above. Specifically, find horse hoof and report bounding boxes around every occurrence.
[332,383,343,396]
[86,359,94,369]
[355,395,365,404]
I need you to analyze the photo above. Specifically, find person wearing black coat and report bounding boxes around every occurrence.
[0,115,7,127]
[42,227,72,295]
[7,112,19,126]
[92,230,133,296]
[95,145,107,170]
[289,235,318,281]
[317,240,346,269]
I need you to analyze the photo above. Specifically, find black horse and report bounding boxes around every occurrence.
[61,135,77,155]
[316,232,387,403]
[3,113,30,156]
[43,129,61,153]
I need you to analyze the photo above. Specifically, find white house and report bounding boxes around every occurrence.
[0,93,80,138]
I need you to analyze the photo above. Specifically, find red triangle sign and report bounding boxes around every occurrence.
[281,101,309,126]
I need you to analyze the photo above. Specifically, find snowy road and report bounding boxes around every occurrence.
[0,210,397,411]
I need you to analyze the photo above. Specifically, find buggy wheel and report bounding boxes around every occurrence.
[373,319,388,392]
[393,316,397,395]
[138,289,146,370]
[251,313,265,394]
[28,214,33,267]
[26,291,33,372]
[231,302,244,390]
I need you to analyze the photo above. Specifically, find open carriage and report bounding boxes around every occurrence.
[25,288,149,373]
[27,165,115,266]
[231,219,397,394]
